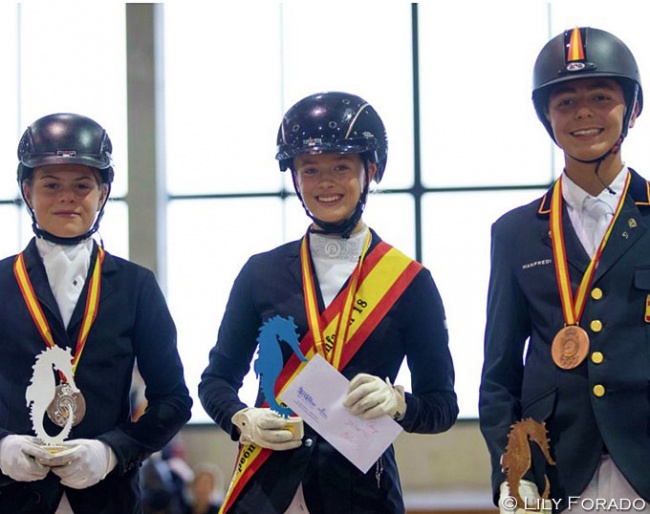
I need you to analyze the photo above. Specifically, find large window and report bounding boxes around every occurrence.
[4,3,650,425]
[0,3,129,258]
[164,4,416,422]
[164,3,650,423]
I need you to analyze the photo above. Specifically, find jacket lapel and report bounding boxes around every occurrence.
[594,201,646,281]
[22,239,66,330]
[289,229,381,316]
[539,170,650,283]
[67,241,115,333]
[538,184,591,274]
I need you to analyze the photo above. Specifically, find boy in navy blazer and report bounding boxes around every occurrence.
[480,27,650,512]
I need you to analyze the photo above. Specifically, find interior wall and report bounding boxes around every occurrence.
[178,420,494,506]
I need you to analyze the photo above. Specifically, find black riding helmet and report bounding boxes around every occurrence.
[17,113,114,245]
[275,92,388,238]
[532,27,643,145]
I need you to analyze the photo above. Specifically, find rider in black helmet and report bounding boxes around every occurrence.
[276,92,388,239]
[532,27,642,188]
[200,91,458,514]
[0,113,192,514]
[17,113,114,245]
[480,27,650,511]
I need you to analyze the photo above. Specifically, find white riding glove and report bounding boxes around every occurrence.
[232,408,303,451]
[499,480,551,514]
[343,373,406,420]
[49,439,117,489]
[0,435,52,482]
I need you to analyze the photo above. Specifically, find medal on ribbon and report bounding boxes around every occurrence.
[549,175,630,369]
[551,325,590,370]
[47,383,87,427]
[300,229,372,369]
[25,346,84,446]
[14,246,104,445]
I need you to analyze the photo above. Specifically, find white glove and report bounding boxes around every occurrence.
[48,439,117,489]
[499,480,551,514]
[343,373,406,420]
[0,435,52,482]
[232,408,303,451]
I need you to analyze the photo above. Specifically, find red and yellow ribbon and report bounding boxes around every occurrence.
[550,174,630,326]
[219,236,422,513]
[14,246,105,375]
[300,230,371,369]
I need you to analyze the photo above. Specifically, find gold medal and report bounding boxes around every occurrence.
[47,383,86,427]
[551,325,589,369]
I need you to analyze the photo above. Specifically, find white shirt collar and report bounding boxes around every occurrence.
[562,165,628,215]
[34,237,94,328]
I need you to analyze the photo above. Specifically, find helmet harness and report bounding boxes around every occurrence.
[17,113,114,245]
[532,27,643,192]
[276,92,388,239]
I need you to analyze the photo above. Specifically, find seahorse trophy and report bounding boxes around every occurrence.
[254,315,308,417]
[25,346,86,452]
[251,315,307,442]
[501,418,556,511]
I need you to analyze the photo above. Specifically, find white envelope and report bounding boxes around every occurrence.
[281,354,403,473]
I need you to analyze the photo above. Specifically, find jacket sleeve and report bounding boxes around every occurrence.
[479,221,530,502]
[397,268,458,435]
[98,268,192,473]
[198,257,261,440]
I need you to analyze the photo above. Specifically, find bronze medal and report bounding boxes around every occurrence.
[47,383,86,427]
[552,325,589,370]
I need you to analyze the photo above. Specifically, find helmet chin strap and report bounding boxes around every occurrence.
[565,135,624,195]
[34,229,93,245]
[32,217,103,246]
[25,184,110,246]
[308,200,366,239]
[293,168,370,239]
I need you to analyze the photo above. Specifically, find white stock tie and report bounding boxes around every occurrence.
[582,197,613,258]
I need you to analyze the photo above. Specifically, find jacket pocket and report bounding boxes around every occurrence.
[633,267,650,290]
[522,387,557,422]
[634,268,650,376]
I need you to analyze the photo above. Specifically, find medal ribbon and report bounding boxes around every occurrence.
[219,238,422,514]
[550,173,630,326]
[14,246,105,375]
[300,229,371,369]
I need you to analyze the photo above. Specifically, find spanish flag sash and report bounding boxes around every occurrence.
[219,234,422,513]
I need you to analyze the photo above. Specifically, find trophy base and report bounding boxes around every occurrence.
[41,445,69,454]
[284,417,304,440]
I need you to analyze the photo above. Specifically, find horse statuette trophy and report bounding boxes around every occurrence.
[26,346,84,454]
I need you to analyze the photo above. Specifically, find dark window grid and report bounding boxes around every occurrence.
[167,180,551,264]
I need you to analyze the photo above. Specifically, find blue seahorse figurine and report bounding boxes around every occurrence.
[254,315,308,417]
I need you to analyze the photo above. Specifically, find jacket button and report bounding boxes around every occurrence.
[591,352,604,364]
[590,320,603,332]
[593,384,606,397]
[304,438,313,447]
[591,288,603,300]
